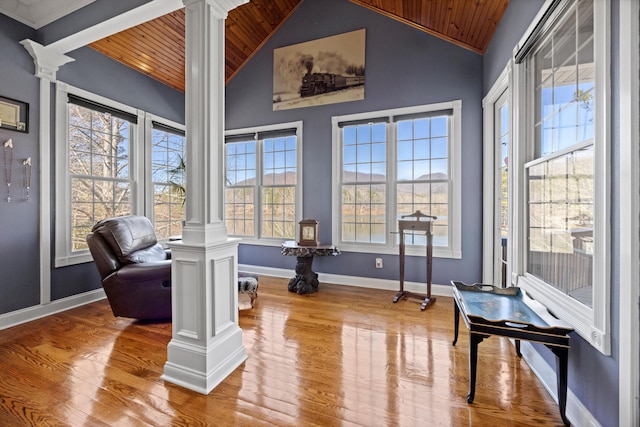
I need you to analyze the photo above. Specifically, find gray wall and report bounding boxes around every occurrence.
[227,0,485,287]
[482,1,620,425]
[0,14,40,313]
[57,46,184,124]
[482,0,545,94]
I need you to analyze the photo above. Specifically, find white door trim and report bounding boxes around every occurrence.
[482,63,511,285]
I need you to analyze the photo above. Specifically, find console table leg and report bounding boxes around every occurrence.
[287,256,319,295]
[467,333,484,404]
[453,301,460,345]
[551,346,570,426]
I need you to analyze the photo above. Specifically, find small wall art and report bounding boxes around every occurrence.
[3,138,13,202]
[273,28,366,111]
[0,95,29,133]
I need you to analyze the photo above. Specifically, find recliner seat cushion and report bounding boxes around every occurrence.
[92,215,165,264]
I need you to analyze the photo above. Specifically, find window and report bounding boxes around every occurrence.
[55,83,185,267]
[332,102,461,258]
[339,118,387,244]
[224,122,302,244]
[67,94,135,252]
[513,0,610,353]
[149,120,186,240]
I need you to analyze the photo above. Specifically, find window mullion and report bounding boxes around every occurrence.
[255,134,262,239]
[132,110,145,216]
[388,119,396,249]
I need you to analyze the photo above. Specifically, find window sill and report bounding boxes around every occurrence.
[235,238,294,248]
[55,252,93,268]
[336,242,461,259]
[517,273,610,355]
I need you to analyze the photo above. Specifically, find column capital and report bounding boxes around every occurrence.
[183,0,248,19]
[20,39,74,81]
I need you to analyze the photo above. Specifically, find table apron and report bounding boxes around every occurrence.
[467,325,570,348]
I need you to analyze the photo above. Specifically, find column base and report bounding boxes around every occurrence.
[162,324,247,394]
[164,238,245,394]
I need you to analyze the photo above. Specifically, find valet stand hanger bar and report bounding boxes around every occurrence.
[392,210,437,310]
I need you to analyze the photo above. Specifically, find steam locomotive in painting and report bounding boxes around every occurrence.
[299,72,365,97]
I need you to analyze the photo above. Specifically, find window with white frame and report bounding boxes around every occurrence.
[332,101,461,258]
[513,0,610,353]
[224,122,302,243]
[149,121,186,240]
[55,83,185,267]
[63,92,138,260]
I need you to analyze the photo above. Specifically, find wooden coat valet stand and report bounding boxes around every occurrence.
[393,210,437,310]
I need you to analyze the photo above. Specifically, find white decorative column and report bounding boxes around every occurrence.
[20,40,75,306]
[161,0,249,394]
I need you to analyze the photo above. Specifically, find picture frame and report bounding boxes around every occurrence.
[0,95,29,133]
[273,29,366,111]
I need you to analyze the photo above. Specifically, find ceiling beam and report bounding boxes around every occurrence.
[48,0,184,54]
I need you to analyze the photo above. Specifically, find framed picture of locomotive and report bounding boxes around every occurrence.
[273,28,366,111]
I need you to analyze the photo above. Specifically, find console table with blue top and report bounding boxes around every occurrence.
[451,280,574,426]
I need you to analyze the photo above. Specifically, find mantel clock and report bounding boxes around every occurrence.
[298,219,320,246]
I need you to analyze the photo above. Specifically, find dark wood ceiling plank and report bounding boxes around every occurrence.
[475,1,508,51]
[237,4,273,36]
[454,0,474,43]
[349,0,483,54]
[425,0,437,30]
[226,0,303,82]
[89,52,183,91]
[466,1,492,49]
[89,36,185,91]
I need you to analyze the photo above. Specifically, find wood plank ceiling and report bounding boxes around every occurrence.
[88,0,509,93]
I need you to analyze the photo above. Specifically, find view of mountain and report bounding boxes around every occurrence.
[230,171,449,196]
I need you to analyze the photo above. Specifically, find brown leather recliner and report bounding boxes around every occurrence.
[86,215,172,320]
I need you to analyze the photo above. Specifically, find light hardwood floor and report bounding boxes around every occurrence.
[0,276,566,426]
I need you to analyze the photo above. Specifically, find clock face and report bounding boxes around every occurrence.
[302,225,315,240]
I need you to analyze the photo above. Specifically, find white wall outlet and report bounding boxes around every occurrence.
[375,258,383,268]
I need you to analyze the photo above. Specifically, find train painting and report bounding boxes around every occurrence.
[299,73,365,97]
[272,29,366,110]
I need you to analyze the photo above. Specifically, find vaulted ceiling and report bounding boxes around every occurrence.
[10,0,509,93]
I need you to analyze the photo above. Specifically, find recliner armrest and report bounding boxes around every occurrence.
[110,261,172,284]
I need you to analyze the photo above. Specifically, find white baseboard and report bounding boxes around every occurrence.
[0,288,106,330]
[519,341,601,427]
[238,264,453,297]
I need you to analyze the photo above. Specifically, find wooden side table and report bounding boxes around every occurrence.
[393,210,437,310]
[281,241,340,294]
